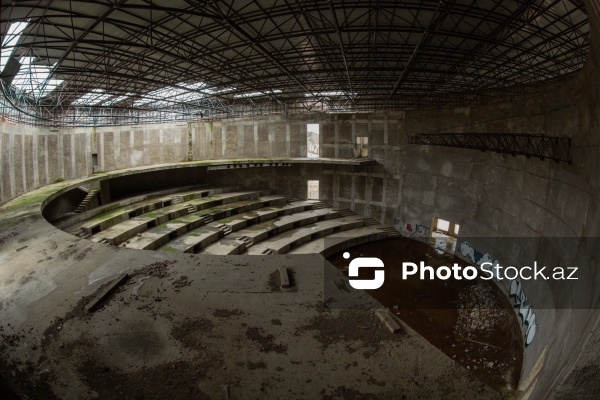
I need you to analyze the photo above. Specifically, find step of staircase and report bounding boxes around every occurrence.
[199,214,213,223]
[336,208,355,217]
[76,228,91,239]
[75,189,99,213]
[363,218,380,226]
[378,226,401,237]
[311,202,329,209]
[213,223,232,236]
[237,236,252,247]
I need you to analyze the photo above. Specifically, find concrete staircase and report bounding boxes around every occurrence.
[378,226,401,237]
[237,235,252,248]
[198,214,213,224]
[74,188,99,213]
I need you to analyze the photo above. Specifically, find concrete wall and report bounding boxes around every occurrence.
[0,118,314,206]
[0,124,91,204]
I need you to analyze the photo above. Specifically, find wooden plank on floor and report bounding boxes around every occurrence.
[86,273,129,312]
[279,266,291,289]
[375,309,402,333]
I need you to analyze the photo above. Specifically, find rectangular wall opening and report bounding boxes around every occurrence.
[307,124,320,158]
[430,217,460,256]
[307,180,319,200]
[356,136,368,157]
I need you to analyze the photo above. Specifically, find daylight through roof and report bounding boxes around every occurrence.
[0,0,591,126]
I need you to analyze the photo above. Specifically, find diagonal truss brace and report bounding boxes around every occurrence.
[408,133,572,164]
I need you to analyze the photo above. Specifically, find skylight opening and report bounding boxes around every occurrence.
[72,89,113,106]
[233,89,282,99]
[11,56,63,98]
[103,94,132,106]
[1,20,29,74]
[133,82,212,108]
[214,87,234,94]
[304,91,354,97]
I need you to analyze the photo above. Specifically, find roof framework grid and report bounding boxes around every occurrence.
[0,0,591,126]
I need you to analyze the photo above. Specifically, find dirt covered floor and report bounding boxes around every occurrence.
[0,211,507,399]
[328,238,524,396]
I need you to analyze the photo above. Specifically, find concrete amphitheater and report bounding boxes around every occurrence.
[0,1,599,399]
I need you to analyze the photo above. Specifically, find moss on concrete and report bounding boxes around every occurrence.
[84,207,130,225]
[160,245,179,253]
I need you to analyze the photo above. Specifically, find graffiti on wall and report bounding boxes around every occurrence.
[393,216,430,243]
[405,222,430,236]
[458,241,537,346]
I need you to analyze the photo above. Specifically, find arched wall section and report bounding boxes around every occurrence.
[0,2,599,398]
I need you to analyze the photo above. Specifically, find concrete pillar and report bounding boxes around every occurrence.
[285,124,290,157]
[32,131,39,187]
[21,130,26,191]
[334,116,339,158]
[253,124,259,157]
[0,131,4,202]
[70,133,76,178]
[9,132,15,198]
[268,125,274,157]
[99,130,105,171]
[57,129,64,179]
[44,135,49,185]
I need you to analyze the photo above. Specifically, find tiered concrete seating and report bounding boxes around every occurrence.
[63,185,401,256]
[245,215,369,255]
[159,200,322,253]
[89,190,269,245]
[124,196,288,250]
[210,200,322,231]
[69,186,238,236]
[287,225,399,256]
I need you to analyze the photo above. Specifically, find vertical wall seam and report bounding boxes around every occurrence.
[70,133,76,178]
[253,124,258,157]
[58,129,64,179]
[99,130,105,171]
[286,124,290,157]
[32,131,39,188]
[0,132,4,202]
[44,135,49,185]
[21,130,26,192]
[9,132,15,198]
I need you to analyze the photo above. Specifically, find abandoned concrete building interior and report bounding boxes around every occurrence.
[0,0,599,399]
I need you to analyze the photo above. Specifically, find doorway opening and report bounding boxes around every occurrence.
[307,180,319,200]
[307,124,319,158]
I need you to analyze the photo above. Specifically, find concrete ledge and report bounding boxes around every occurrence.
[288,226,391,255]
[247,216,369,255]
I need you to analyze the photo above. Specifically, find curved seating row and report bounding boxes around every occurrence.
[60,186,400,256]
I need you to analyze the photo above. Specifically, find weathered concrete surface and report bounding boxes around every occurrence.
[0,188,499,399]
[0,3,598,398]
